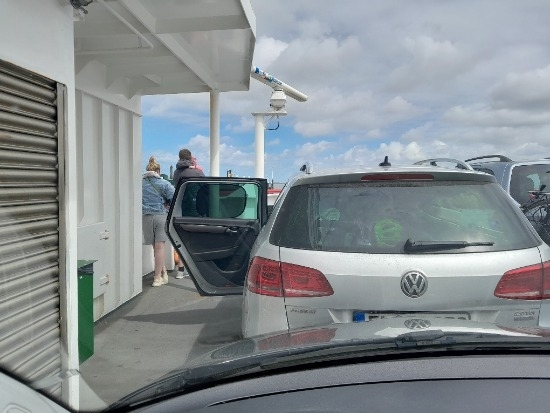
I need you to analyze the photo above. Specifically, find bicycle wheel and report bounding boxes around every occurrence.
[522,198,550,245]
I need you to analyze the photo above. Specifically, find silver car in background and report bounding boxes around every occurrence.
[168,162,550,338]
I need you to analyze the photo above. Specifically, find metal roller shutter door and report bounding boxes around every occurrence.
[0,60,62,396]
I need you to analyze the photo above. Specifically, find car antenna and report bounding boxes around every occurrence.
[379,156,391,167]
[299,162,312,174]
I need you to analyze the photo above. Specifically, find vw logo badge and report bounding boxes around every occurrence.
[404,319,431,329]
[401,271,428,298]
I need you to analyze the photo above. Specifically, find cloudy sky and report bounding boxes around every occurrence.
[142,0,550,182]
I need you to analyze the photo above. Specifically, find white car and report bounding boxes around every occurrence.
[168,160,550,338]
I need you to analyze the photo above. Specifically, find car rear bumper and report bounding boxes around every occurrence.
[286,305,541,331]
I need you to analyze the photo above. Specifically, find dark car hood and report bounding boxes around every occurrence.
[193,318,542,365]
[110,319,549,410]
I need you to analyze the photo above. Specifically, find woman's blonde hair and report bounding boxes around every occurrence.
[146,156,160,173]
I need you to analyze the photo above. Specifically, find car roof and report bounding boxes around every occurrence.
[288,164,497,186]
[467,157,550,166]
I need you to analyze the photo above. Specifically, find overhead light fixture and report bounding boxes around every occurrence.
[70,0,93,14]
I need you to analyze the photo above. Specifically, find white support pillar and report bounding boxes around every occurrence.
[209,90,220,176]
[254,113,265,178]
[251,111,287,179]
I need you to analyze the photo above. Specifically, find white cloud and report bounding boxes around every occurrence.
[444,105,550,128]
[168,137,259,175]
[295,141,333,160]
[226,116,256,133]
[188,135,211,150]
[384,96,414,114]
[142,94,209,123]
[142,1,550,181]
[402,123,433,142]
[383,96,427,122]
[376,141,426,162]
[254,36,289,69]
[294,121,334,137]
[273,140,427,171]
[491,65,550,110]
[367,129,381,138]
[388,36,474,91]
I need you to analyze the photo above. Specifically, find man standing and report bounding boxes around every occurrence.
[173,148,204,184]
[172,148,205,278]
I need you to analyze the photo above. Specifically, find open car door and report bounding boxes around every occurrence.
[167,177,268,296]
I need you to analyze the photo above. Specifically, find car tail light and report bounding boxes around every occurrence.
[494,261,550,300]
[281,262,334,297]
[247,257,334,297]
[247,257,283,297]
[257,328,336,351]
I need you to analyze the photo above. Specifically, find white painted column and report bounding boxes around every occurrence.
[252,111,285,179]
[253,113,265,178]
[209,90,220,176]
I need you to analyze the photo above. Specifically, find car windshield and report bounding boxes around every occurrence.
[2,1,550,412]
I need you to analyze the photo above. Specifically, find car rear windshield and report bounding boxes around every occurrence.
[270,181,539,253]
[510,164,550,205]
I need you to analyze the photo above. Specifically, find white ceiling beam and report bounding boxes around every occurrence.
[75,56,96,74]
[140,84,211,95]
[119,0,219,90]
[74,21,145,38]
[106,65,188,88]
[143,74,162,86]
[140,79,249,96]
[105,76,130,97]
[240,0,257,34]
[153,15,249,34]
[127,76,162,98]
[105,56,186,81]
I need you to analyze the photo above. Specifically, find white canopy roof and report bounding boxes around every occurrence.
[74,0,256,98]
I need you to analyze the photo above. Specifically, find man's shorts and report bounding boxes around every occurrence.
[142,214,168,245]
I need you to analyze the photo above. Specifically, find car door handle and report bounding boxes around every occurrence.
[181,224,229,234]
[225,228,239,235]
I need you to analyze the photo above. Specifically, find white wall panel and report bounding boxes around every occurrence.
[76,89,142,319]
[132,116,143,295]
[77,93,103,226]
[0,1,80,407]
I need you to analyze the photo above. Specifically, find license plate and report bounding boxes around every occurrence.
[352,311,470,322]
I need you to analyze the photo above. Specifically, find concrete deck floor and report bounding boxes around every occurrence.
[78,270,243,411]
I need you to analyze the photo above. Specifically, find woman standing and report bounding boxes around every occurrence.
[142,156,175,287]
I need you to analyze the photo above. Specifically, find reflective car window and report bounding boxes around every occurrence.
[510,165,550,204]
[181,183,258,219]
[271,181,538,253]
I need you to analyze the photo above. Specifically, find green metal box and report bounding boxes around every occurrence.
[77,260,95,364]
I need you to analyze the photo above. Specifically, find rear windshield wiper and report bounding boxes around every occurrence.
[404,238,495,252]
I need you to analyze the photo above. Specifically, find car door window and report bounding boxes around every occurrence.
[181,183,259,219]
[168,179,266,295]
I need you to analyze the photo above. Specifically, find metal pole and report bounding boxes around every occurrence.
[251,67,308,102]
[210,90,220,176]
[254,114,265,178]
